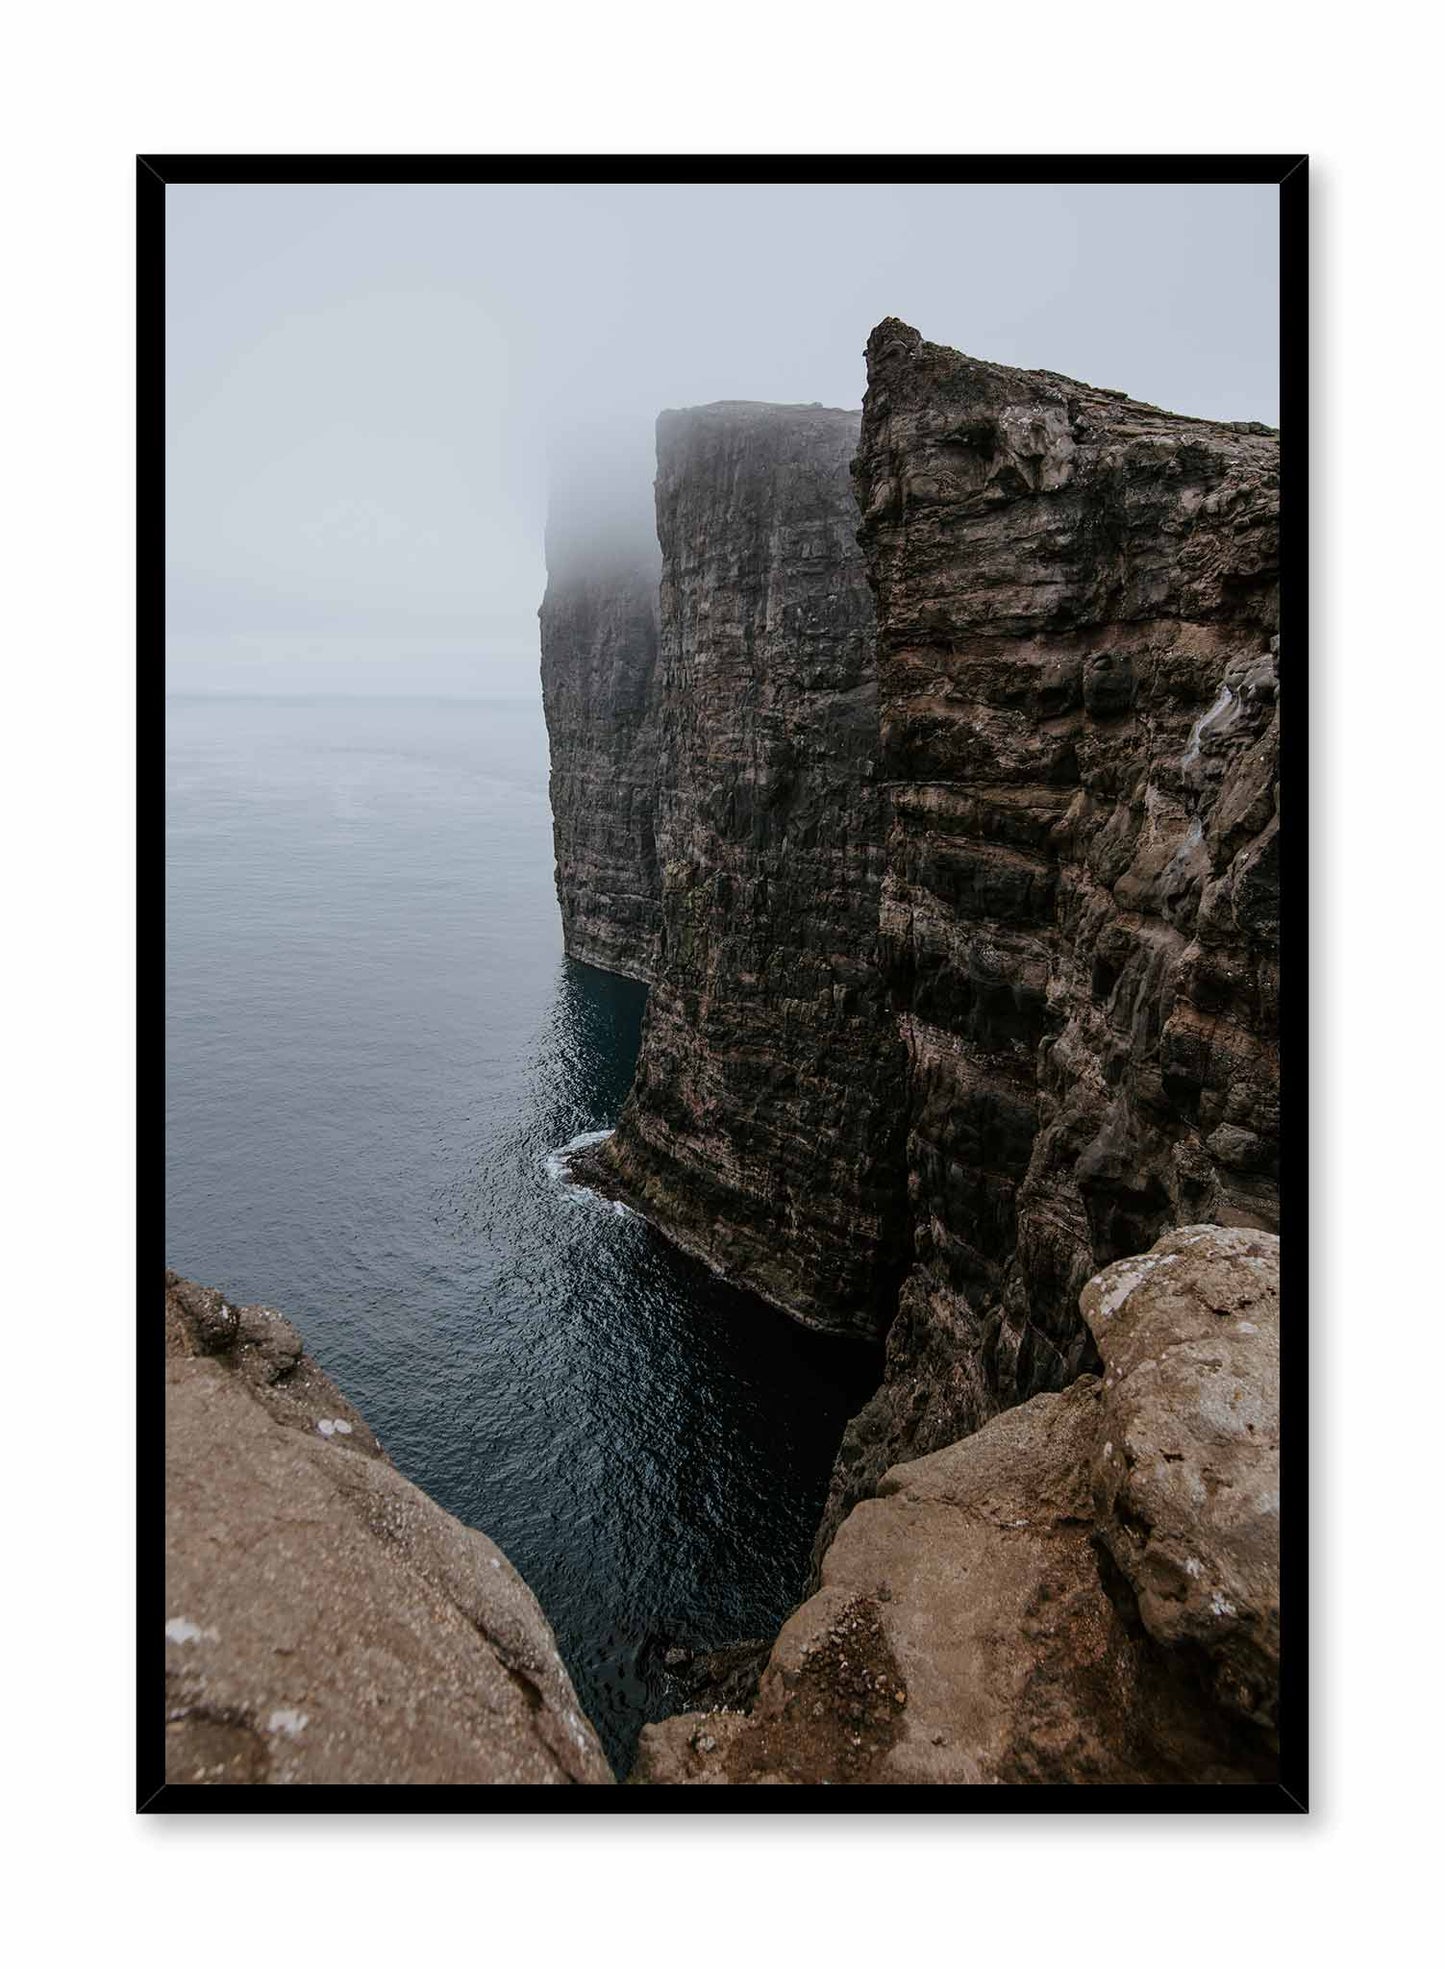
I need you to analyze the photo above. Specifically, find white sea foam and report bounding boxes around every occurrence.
[544,1127,614,1184]
[544,1127,615,1180]
[543,1127,636,1214]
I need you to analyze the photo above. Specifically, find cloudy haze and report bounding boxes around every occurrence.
[166,180,1279,697]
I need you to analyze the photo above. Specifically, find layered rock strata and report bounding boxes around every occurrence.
[816,322,1281,1543]
[633,1226,1280,1785]
[539,491,663,979]
[579,403,909,1336]
[163,1273,611,1786]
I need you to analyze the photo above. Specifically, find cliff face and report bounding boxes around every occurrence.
[817,322,1281,1541]
[633,1227,1280,1786]
[539,508,663,980]
[581,403,909,1336]
[164,1274,611,1786]
[541,328,1280,1615]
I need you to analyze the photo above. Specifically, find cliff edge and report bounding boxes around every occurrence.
[633,1226,1280,1785]
[163,1273,612,1786]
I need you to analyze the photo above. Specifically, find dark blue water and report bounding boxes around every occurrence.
[165,691,879,1772]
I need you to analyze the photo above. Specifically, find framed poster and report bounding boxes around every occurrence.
[145,155,1304,1811]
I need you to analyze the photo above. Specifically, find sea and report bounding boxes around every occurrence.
[164,689,879,1773]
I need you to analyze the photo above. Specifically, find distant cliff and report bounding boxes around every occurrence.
[578,402,909,1337]
[539,489,663,980]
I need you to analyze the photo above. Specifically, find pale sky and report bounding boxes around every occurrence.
[166,180,1279,697]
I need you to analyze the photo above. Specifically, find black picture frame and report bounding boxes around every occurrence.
[141,153,1308,1815]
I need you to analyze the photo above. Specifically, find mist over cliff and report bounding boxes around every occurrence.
[165,183,1278,701]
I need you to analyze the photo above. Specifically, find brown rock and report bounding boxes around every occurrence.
[817,321,1280,1544]
[1082,1224,1280,1734]
[634,1229,1278,1786]
[163,1274,611,1786]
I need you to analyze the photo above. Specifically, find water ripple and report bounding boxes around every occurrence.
[166,693,879,1771]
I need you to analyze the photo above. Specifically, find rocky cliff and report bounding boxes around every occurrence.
[535,331,1283,1784]
[816,321,1281,1545]
[163,1273,611,1786]
[633,1226,1280,1785]
[578,402,910,1336]
[539,490,663,980]
[552,326,1278,1426]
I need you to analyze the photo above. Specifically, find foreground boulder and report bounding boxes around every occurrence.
[633,1227,1278,1785]
[164,1273,611,1786]
[1082,1224,1280,1736]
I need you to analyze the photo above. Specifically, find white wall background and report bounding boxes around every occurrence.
[1,2,1432,1962]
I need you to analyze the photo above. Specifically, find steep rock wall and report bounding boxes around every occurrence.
[817,321,1280,1544]
[580,403,909,1337]
[539,501,663,980]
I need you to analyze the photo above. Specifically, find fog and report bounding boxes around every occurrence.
[166,180,1278,698]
